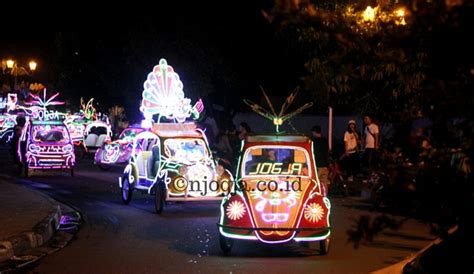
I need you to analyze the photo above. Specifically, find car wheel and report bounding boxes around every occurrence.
[155,182,166,214]
[121,175,133,204]
[320,236,331,255]
[219,234,234,255]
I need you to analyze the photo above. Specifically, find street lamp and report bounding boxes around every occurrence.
[1,59,38,92]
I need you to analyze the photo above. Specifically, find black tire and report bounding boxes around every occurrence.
[319,236,331,255]
[154,182,166,214]
[121,175,133,204]
[219,234,234,255]
[71,168,74,177]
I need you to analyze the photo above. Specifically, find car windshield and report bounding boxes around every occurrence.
[164,138,209,163]
[88,126,108,135]
[243,146,310,177]
[32,124,70,144]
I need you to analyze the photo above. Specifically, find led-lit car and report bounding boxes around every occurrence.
[20,119,75,177]
[0,113,16,144]
[83,120,112,154]
[218,134,331,255]
[94,126,145,170]
[119,122,233,213]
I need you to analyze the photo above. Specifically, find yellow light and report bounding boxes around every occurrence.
[362,6,377,22]
[29,61,37,71]
[395,8,405,17]
[226,201,246,221]
[399,18,407,26]
[6,59,15,69]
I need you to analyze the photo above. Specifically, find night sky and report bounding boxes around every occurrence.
[0,1,303,121]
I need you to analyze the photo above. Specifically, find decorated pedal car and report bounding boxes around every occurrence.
[64,98,111,158]
[94,126,144,170]
[17,90,75,177]
[218,88,331,255]
[83,120,112,154]
[0,113,16,144]
[119,58,233,213]
[20,119,75,177]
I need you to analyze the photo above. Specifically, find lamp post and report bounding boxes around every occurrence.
[3,59,37,92]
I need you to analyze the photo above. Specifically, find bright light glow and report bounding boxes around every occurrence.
[395,8,405,17]
[6,93,17,112]
[226,201,246,220]
[304,203,324,223]
[362,6,377,22]
[6,60,14,69]
[294,230,331,242]
[140,58,204,123]
[29,61,37,71]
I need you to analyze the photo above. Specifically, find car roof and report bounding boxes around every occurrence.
[246,134,310,143]
[152,122,203,138]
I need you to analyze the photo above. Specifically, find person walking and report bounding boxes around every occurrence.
[311,125,330,192]
[344,120,361,182]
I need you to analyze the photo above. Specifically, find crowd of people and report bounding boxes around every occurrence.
[211,114,384,188]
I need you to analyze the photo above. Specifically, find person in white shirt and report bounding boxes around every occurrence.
[344,120,360,181]
[363,115,379,173]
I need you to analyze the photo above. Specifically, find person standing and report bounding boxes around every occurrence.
[344,120,361,181]
[238,122,252,141]
[363,115,380,173]
[311,125,330,192]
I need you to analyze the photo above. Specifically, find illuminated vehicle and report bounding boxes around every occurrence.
[64,114,88,143]
[94,126,145,170]
[218,134,331,255]
[119,122,233,213]
[83,120,112,154]
[0,114,17,144]
[20,119,75,177]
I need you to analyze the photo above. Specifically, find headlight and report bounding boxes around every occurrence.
[28,144,41,153]
[62,144,73,153]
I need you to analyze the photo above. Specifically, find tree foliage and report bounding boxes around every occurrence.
[264,0,473,122]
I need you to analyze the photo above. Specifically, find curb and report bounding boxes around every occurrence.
[0,174,63,264]
[0,202,62,263]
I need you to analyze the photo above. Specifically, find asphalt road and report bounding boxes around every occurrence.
[9,159,433,274]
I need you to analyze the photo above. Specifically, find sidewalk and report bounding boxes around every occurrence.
[0,176,62,262]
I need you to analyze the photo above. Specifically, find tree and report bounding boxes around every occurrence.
[263,0,473,123]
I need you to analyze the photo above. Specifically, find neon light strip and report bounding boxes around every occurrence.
[294,231,331,242]
[241,145,312,178]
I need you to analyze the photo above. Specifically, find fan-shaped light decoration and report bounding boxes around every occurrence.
[22,89,64,120]
[304,203,324,223]
[140,59,204,123]
[244,87,313,133]
[226,200,246,221]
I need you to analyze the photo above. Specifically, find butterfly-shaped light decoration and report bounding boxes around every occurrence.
[140,59,203,123]
[80,98,97,120]
[244,87,313,133]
